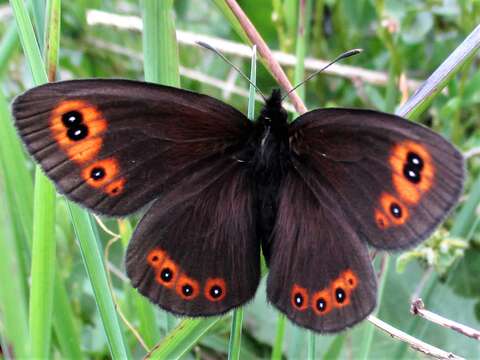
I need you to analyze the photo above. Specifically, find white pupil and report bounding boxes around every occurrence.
[408,170,416,177]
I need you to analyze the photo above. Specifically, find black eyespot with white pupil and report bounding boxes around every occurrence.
[390,203,402,218]
[210,286,223,299]
[182,284,193,297]
[160,268,173,282]
[403,152,423,184]
[316,298,327,312]
[67,124,88,141]
[62,111,83,127]
[335,288,346,304]
[294,293,303,307]
[90,167,105,180]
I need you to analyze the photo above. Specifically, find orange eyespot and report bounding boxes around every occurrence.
[375,209,390,229]
[155,259,179,288]
[389,141,434,205]
[205,278,227,302]
[176,274,200,300]
[105,178,126,197]
[50,100,107,163]
[81,158,120,188]
[147,249,166,269]
[311,289,332,315]
[379,192,409,225]
[330,278,350,308]
[341,269,359,290]
[291,284,309,311]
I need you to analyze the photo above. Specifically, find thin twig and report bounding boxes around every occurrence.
[85,9,422,90]
[411,299,480,341]
[464,147,480,159]
[367,315,465,359]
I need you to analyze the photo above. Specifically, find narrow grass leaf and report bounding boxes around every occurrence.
[68,204,129,359]
[0,183,30,358]
[271,314,286,360]
[147,317,219,360]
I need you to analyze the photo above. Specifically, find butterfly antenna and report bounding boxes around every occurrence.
[196,41,267,101]
[281,49,363,101]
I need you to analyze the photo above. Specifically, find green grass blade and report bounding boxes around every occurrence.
[27,0,61,356]
[51,274,84,359]
[142,0,179,86]
[147,317,219,360]
[44,0,60,81]
[306,331,316,359]
[29,167,57,358]
[9,0,48,84]
[323,334,346,360]
[68,204,129,359]
[31,0,46,52]
[0,22,19,78]
[271,314,286,360]
[293,0,313,102]
[0,183,30,358]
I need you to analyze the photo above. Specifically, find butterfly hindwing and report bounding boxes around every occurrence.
[266,167,377,332]
[126,159,261,316]
[12,79,251,216]
[289,109,464,250]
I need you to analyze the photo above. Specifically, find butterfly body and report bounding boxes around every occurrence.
[12,79,464,332]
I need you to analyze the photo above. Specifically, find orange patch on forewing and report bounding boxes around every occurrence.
[379,192,409,225]
[290,284,309,311]
[311,289,332,315]
[81,158,120,188]
[341,269,359,290]
[155,258,179,288]
[389,141,435,204]
[331,278,351,308]
[105,178,126,197]
[50,100,107,163]
[147,249,167,269]
[204,278,227,302]
[375,209,390,229]
[175,274,200,300]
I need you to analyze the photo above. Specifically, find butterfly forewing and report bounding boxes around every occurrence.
[12,79,252,215]
[288,109,464,250]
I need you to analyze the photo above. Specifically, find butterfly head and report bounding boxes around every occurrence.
[260,89,287,127]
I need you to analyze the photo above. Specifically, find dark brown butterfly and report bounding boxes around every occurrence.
[12,79,464,332]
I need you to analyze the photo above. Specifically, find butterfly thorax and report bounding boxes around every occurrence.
[250,89,290,260]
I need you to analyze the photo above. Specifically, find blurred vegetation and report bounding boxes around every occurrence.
[0,0,479,359]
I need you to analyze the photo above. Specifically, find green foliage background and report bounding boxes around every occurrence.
[0,0,479,359]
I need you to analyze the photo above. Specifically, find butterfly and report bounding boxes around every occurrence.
[12,79,464,332]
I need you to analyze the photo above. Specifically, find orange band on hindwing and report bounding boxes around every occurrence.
[50,100,107,164]
[205,278,227,302]
[291,284,309,311]
[291,269,360,316]
[176,274,200,300]
[389,141,435,205]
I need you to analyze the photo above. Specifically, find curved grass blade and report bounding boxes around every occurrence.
[147,317,219,360]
